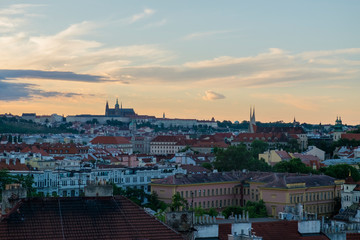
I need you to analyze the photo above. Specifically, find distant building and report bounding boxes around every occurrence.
[151,171,342,217]
[90,136,133,154]
[105,99,136,117]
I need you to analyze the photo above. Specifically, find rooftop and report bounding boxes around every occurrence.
[0,196,183,240]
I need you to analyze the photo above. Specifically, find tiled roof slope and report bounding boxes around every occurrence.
[252,221,329,240]
[0,196,184,240]
[342,133,360,141]
[152,171,274,185]
[153,171,337,189]
[91,136,131,145]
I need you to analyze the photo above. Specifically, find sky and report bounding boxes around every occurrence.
[0,0,359,125]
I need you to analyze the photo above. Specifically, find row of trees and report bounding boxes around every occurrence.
[213,143,360,181]
[0,116,77,134]
[0,170,36,201]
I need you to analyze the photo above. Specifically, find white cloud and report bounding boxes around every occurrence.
[129,8,155,23]
[202,90,225,101]
[145,19,167,28]
[0,22,172,74]
[0,4,43,32]
[113,47,360,88]
[183,30,234,40]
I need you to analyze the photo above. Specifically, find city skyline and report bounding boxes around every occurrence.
[0,1,359,125]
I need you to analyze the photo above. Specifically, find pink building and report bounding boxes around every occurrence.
[151,171,342,217]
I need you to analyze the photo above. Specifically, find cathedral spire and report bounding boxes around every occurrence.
[115,98,119,109]
[105,100,109,116]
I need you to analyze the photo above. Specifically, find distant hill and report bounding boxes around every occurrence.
[0,117,78,134]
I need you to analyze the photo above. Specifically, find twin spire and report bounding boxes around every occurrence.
[249,106,256,133]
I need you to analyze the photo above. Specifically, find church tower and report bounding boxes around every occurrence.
[115,98,120,110]
[249,106,256,133]
[105,101,109,116]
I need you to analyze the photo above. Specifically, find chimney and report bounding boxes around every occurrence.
[1,184,27,215]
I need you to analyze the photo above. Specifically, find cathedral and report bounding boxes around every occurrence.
[105,99,136,117]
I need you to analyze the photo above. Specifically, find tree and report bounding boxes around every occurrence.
[250,140,269,158]
[146,191,167,211]
[323,164,360,181]
[0,171,36,200]
[170,192,188,211]
[273,158,312,174]
[206,207,218,217]
[214,145,253,171]
[214,144,271,172]
[201,162,213,170]
[15,174,36,197]
[222,201,267,219]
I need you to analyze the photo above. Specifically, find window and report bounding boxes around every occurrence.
[199,190,201,197]
[216,189,218,195]
[186,191,188,198]
[212,189,214,196]
[220,188,223,195]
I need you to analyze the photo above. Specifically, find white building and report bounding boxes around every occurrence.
[341,175,360,210]
[9,166,186,197]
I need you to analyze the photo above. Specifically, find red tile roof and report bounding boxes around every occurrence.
[342,133,360,141]
[180,164,211,174]
[252,221,329,240]
[0,159,29,171]
[151,135,186,143]
[233,133,288,143]
[91,136,131,145]
[347,233,360,239]
[275,150,292,160]
[0,196,184,240]
[219,223,232,240]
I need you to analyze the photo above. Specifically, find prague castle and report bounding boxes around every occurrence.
[105,99,136,117]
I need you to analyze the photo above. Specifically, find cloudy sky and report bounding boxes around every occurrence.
[0,1,359,124]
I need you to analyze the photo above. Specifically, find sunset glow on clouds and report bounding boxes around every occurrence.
[0,1,359,124]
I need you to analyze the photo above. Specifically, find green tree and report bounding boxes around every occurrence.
[245,200,267,218]
[214,145,253,171]
[15,174,36,197]
[323,164,360,181]
[222,201,267,219]
[206,207,218,217]
[214,144,271,172]
[273,158,312,174]
[250,140,269,158]
[201,162,213,170]
[222,206,243,219]
[170,192,188,211]
[146,191,167,211]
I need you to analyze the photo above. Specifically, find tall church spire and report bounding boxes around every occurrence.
[105,101,109,116]
[249,106,256,133]
[115,98,119,109]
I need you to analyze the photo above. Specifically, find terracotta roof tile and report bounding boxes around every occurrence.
[91,136,131,145]
[0,196,184,240]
